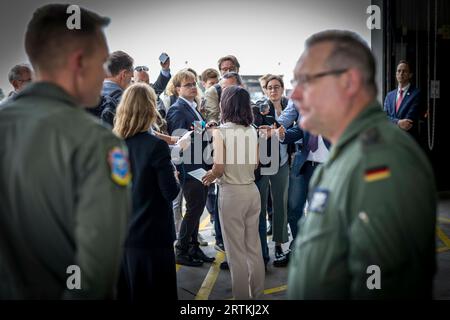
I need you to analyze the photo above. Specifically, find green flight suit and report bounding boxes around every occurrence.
[287,101,437,299]
[0,82,131,299]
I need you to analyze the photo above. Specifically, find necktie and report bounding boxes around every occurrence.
[395,89,404,112]
[307,134,318,152]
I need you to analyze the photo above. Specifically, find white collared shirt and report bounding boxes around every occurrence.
[306,136,330,163]
[397,83,411,103]
[274,110,289,167]
[179,96,202,121]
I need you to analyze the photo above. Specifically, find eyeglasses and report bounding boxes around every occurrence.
[180,82,197,89]
[266,85,282,91]
[17,78,32,83]
[220,67,236,74]
[291,69,348,88]
[134,66,149,72]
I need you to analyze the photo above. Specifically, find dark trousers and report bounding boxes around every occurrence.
[206,183,223,243]
[267,185,273,220]
[287,161,317,239]
[176,179,208,253]
[206,184,216,219]
[213,187,223,244]
[118,247,177,301]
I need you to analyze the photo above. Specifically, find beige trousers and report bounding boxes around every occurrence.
[218,183,265,299]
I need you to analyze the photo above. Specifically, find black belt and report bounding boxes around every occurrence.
[306,161,320,167]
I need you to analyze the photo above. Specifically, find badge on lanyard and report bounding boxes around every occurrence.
[308,188,329,214]
[108,147,131,187]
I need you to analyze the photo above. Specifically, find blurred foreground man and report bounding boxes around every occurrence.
[0,4,130,299]
[287,30,436,299]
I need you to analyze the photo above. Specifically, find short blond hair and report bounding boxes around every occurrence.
[113,83,158,139]
[171,69,196,88]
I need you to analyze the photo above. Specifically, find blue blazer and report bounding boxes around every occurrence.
[282,126,331,176]
[384,86,420,126]
[166,97,204,134]
[166,98,211,180]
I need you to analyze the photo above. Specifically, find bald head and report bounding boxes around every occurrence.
[134,70,149,84]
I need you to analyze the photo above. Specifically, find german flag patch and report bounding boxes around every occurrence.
[364,166,391,183]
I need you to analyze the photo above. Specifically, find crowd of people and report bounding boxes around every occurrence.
[0,4,437,300]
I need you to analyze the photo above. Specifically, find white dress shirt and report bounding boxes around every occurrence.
[179,96,202,121]
[306,136,330,163]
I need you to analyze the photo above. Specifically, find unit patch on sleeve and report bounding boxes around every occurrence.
[108,147,131,186]
[308,188,330,214]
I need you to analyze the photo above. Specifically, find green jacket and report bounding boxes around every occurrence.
[287,101,436,299]
[0,82,131,299]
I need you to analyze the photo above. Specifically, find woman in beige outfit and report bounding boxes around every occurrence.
[203,86,265,299]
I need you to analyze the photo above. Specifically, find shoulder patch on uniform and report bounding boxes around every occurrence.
[308,188,329,214]
[364,166,391,183]
[360,127,381,147]
[108,147,131,186]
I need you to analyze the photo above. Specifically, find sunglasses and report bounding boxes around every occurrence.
[134,66,149,72]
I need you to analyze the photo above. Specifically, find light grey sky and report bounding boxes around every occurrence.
[0,0,370,94]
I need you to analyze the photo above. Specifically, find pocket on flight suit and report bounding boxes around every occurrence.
[348,209,410,295]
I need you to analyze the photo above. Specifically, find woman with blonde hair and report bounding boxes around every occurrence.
[114,83,180,300]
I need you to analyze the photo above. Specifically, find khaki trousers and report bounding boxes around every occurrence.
[218,183,265,299]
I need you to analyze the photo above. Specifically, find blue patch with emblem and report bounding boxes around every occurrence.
[308,188,329,214]
[108,147,131,187]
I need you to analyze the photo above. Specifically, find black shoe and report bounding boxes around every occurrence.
[220,261,229,270]
[214,242,225,253]
[267,222,273,235]
[190,247,216,263]
[275,245,285,259]
[176,253,203,267]
[273,251,289,267]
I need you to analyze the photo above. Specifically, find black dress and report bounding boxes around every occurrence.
[119,131,180,301]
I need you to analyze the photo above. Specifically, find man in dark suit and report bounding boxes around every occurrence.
[97,51,134,125]
[384,60,421,139]
[278,116,331,266]
[166,70,215,267]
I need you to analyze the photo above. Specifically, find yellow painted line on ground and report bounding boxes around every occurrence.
[438,217,450,224]
[264,285,287,295]
[176,264,181,272]
[225,285,288,300]
[437,246,450,253]
[195,251,226,300]
[437,227,450,248]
